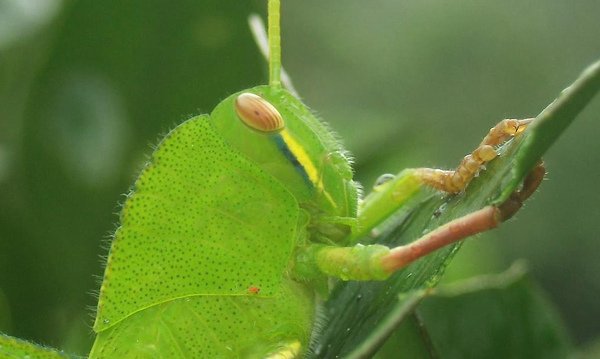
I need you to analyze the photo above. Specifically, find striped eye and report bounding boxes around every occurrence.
[234,93,285,133]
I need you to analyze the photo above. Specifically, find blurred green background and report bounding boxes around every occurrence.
[0,0,598,356]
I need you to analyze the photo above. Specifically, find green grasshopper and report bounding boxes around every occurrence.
[0,1,555,358]
[86,1,544,357]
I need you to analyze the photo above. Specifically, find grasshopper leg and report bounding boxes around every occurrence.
[381,161,546,273]
[355,118,534,240]
[311,162,545,280]
[415,118,533,193]
[498,161,545,221]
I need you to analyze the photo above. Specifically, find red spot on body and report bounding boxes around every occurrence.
[248,286,260,294]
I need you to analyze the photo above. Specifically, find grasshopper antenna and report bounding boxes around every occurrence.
[268,0,282,88]
[249,14,299,96]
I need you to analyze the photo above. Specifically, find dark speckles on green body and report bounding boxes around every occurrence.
[91,279,313,358]
[93,115,306,355]
[92,85,357,357]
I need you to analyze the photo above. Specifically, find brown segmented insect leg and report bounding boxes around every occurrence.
[415,118,534,193]
[498,161,546,221]
[380,161,545,273]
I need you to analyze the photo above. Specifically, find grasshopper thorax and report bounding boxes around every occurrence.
[209,86,359,244]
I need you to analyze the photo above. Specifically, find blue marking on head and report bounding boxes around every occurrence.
[271,134,313,187]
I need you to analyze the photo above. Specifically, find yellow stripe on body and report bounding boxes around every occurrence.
[265,340,301,359]
[279,129,337,208]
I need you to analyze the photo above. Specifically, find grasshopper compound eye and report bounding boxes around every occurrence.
[235,93,285,133]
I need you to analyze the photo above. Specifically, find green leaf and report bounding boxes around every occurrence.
[311,59,600,358]
[371,313,433,359]
[370,262,571,359]
[577,337,600,359]
[416,262,572,359]
[0,333,72,359]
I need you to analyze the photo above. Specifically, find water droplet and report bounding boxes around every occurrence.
[433,203,448,218]
[373,173,395,191]
[369,228,380,239]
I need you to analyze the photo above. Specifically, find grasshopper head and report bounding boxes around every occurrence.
[209,86,358,242]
